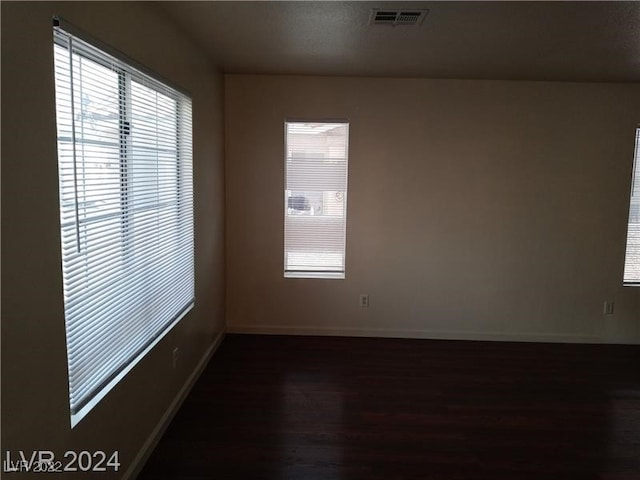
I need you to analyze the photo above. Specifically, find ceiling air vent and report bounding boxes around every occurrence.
[370,9,428,26]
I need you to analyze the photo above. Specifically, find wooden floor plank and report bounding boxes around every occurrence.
[138,334,640,480]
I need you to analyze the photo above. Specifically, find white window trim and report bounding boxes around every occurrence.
[284,120,350,280]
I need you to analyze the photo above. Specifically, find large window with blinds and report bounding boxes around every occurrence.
[624,128,640,285]
[53,20,194,425]
[284,121,349,278]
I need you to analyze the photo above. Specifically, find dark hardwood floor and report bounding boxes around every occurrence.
[138,334,640,480]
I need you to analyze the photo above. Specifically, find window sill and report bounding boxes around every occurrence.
[285,271,345,280]
[70,302,193,427]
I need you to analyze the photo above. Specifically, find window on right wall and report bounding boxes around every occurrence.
[284,121,349,279]
[624,128,640,285]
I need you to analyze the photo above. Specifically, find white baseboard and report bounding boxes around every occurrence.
[123,329,226,480]
[226,324,604,344]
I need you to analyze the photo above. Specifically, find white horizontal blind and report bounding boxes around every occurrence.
[284,122,349,278]
[624,128,640,285]
[53,26,194,417]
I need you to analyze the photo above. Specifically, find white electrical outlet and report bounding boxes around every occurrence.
[359,294,369,308]
[172,347,179,369]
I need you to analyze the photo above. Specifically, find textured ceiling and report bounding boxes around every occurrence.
[160,1,640,82]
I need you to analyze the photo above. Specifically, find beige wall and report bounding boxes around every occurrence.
[1,2,224,478]
[225,74,640,344]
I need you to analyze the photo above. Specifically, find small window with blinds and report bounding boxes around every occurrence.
[284,121,349,279]
[624,128,640,285]
[53,20,194,425]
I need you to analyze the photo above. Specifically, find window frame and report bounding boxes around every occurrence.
[283,119,350,280]
[623,127,640,286]
[53,18,194,426]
